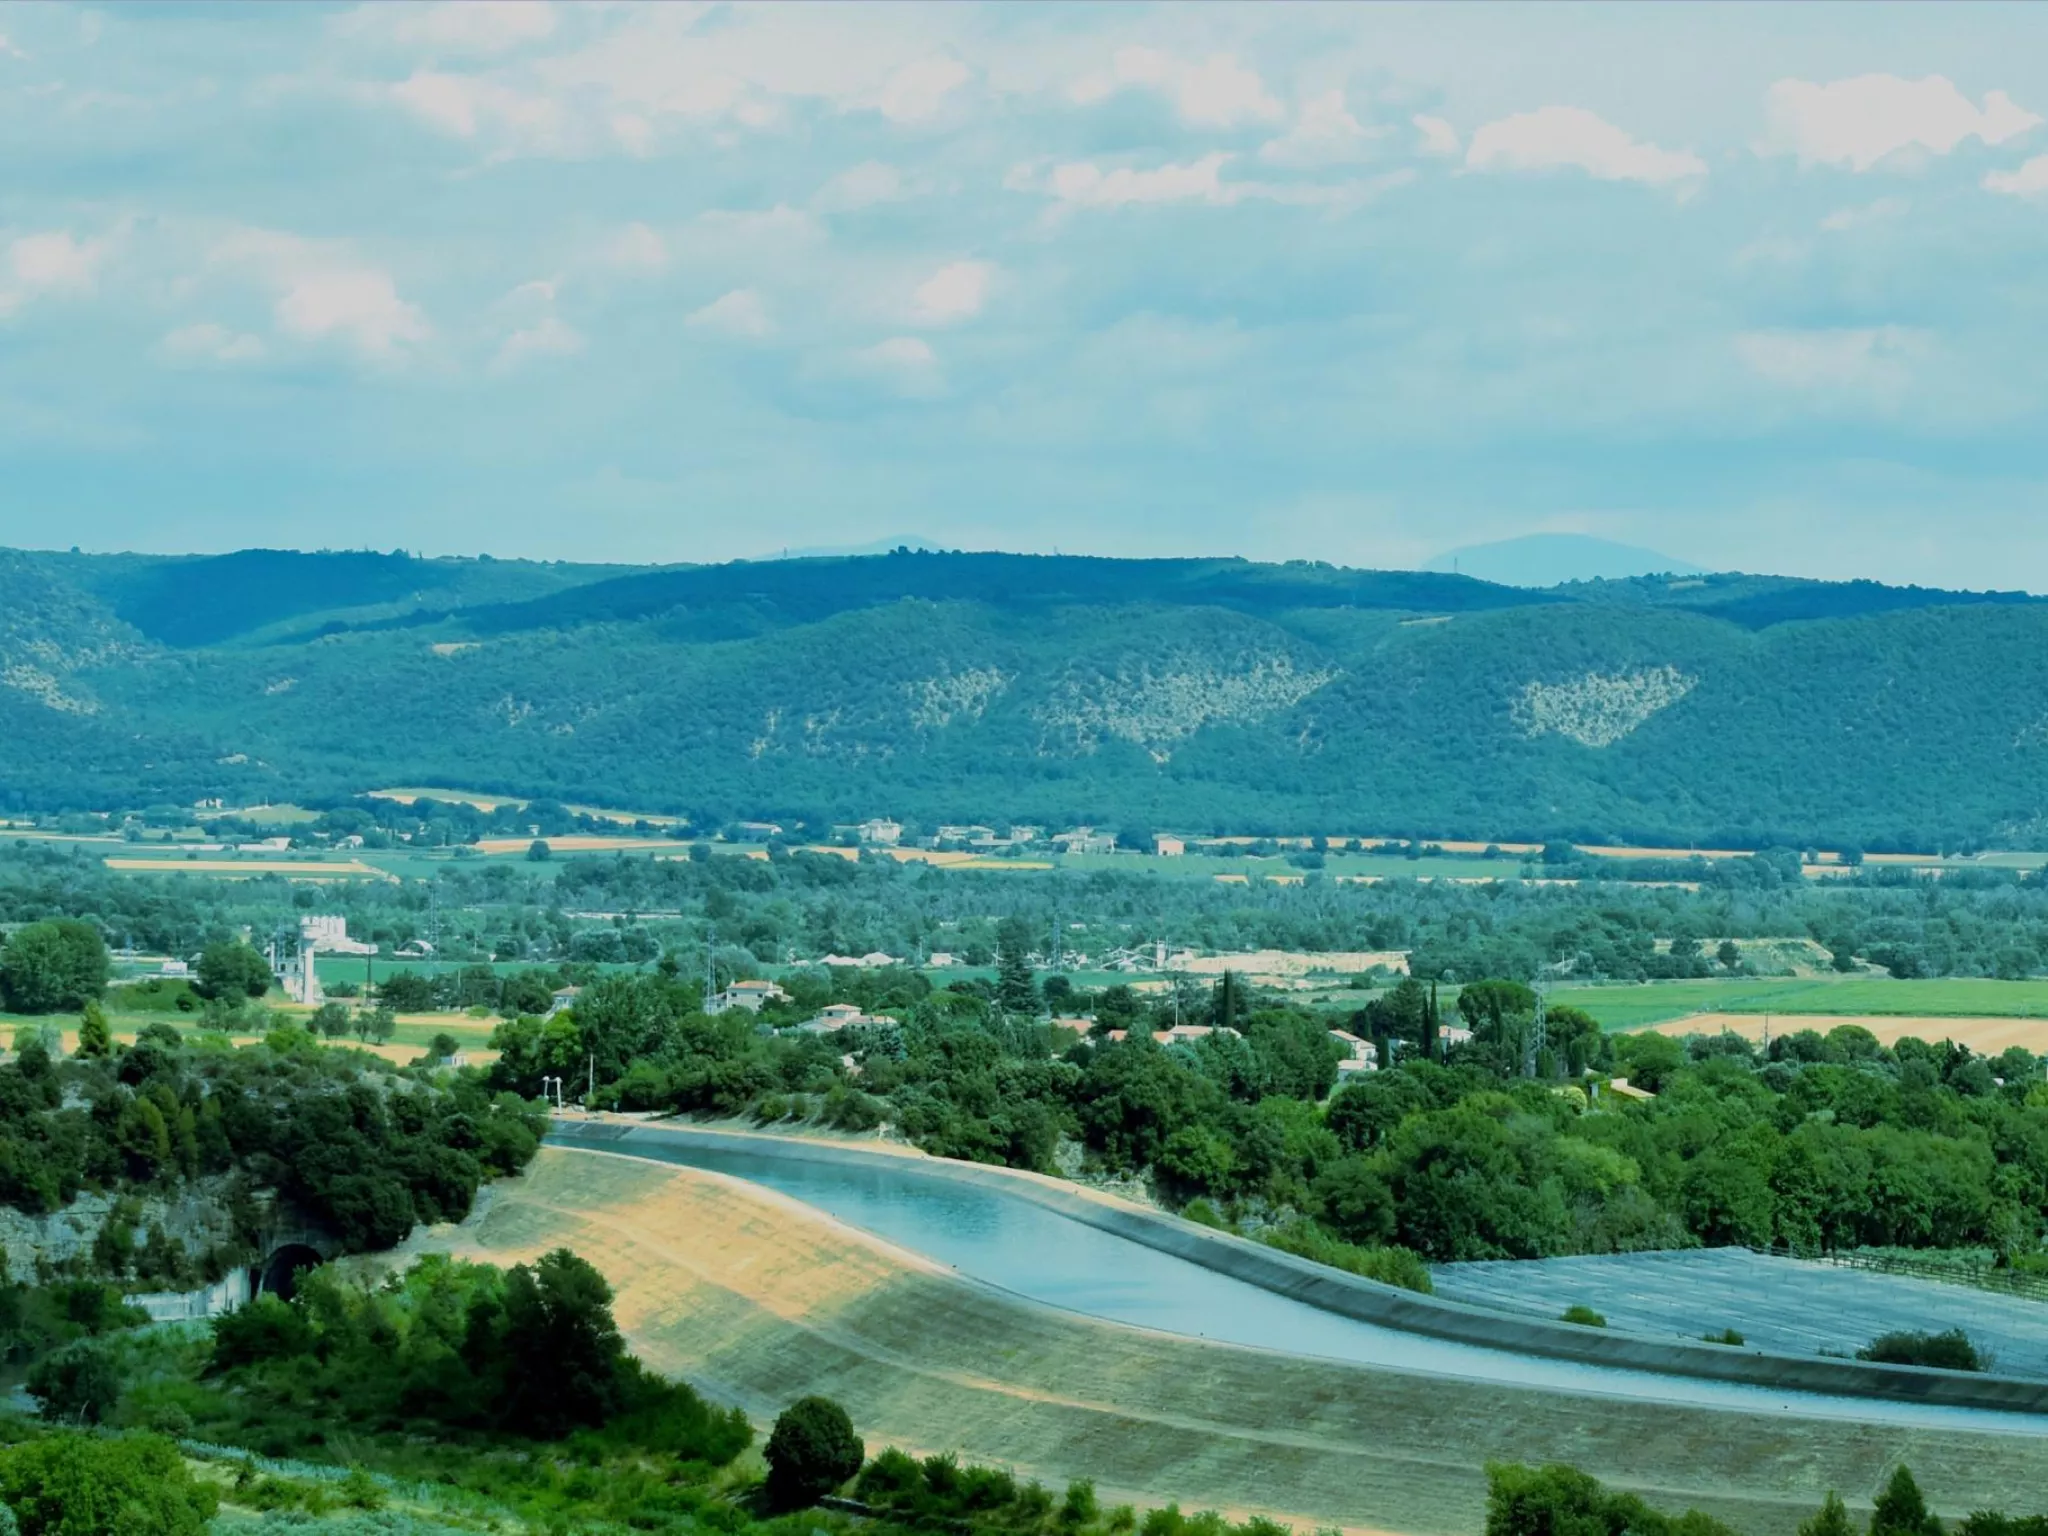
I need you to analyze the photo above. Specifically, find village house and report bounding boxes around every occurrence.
[801,1002,899,1033]
[1052,827,1117,855]
[1329,1028,1379,1075]
[855,818,903,846]
[1154,835,1186,856]
[706,978,791,1014]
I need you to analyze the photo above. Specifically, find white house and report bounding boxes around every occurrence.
[1053,827,1117,855]
[856,819,903,846]
[1330,1029,1379,1075]
[801,1003,899,1033]
[707,979,791,1014]
[819,951,902,969]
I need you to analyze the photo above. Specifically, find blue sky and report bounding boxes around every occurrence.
[5,2,2048,586]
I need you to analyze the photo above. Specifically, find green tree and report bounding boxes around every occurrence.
[352,1006,398,1045]
[0,1432,218,1536]
[194,940,272,1002]
[764,1395,866,1511]
[310,1001,351,1039]
[1799,1492,1856,1536]
[1870,1466,1942,1536]
[0,920,110,1015]
[995,916,1039,1016]
[527,839,553,862]
[1716,939,1742,971]
[75,1001,112,1059]
[26,1341,122,1425]
[501,1248,628,1437]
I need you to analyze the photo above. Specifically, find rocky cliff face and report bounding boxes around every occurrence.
[0,1177,249,1286]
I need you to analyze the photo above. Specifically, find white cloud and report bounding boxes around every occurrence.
[339,1,556,54]
[159,323,265,365]
[850,335,943,397]
[210,229,428,360]
[1760,75,2040,171]
[1016,153,1411,214]
[814,161,910,211]
[1734,326,1923,395]
[687,288,773,339]
[1071,48,1281,128]
[1985,153,2048,197]
[1040,153,1233,208]
[0,31,25,59]
[10,229,112,293]
[1412,114,1460,157]
[694,204,821,248]
[911,261,992,325]
[389,70,569,153]
[1467,106,1706,184]
[1259,90,1383,167]
[493,314,582,371]
[607,221,669,273]
[1819,197,1908,231]
[876,57,969,123]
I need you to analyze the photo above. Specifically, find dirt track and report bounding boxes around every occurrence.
[393,1147,2048,1536]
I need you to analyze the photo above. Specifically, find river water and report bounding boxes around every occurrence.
[565,1131,2048,1435]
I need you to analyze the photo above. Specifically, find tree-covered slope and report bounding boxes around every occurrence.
[4,547,2048,846]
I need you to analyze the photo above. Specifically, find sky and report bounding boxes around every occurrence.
[5,2,2048,586]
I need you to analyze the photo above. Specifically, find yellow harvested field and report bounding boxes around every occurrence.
[396,1146,2048,1536]
[1652,1012,2048,1054]
[102,857,389,880]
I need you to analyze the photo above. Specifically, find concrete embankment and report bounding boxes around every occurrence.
[548,1119,2048,1417]
[403,1141,2048,1536]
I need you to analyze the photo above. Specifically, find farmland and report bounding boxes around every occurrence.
[1557,976,2048,1029]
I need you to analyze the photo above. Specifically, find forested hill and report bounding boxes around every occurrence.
[5,544,2048,849]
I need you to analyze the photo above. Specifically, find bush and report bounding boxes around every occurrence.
[26,1339,122,1424]
[1256,1219,1432,1294]
[1703,1328,1745,1346]
[1560,1305,1606,1327]
[1859,1329,1983,1372]
[764,1395,864,1511]
[0,1431,219,1536]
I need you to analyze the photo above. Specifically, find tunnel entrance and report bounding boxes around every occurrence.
[255,1242,324,1301]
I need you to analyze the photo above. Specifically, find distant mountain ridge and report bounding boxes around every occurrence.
[1424,533,1703,586]
[2,546,2046,848]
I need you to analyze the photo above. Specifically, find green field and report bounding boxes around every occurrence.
[1555,976,2048,1029]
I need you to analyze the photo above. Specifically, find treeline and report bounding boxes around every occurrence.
[502,965,2048,1267]
[0,1021,545,1267]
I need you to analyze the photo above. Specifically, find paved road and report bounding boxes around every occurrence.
[1431,1248,2048,1378]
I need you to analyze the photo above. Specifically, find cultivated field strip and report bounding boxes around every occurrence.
[392,1148,2048,1536]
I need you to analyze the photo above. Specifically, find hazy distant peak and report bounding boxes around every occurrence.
[1423,534,1703,588]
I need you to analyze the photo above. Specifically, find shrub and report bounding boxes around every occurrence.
[1256,1219,1432,1293]
[26,1340,122,1424]
[1560,1305,1606,1327]
[1859,1329,1983,1372]
[764,1395,864,1511]
[0,1431,219,1536]
[1704,1328,1745,1346]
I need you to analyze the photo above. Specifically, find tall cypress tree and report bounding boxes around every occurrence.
[1422,981,1439,1059]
